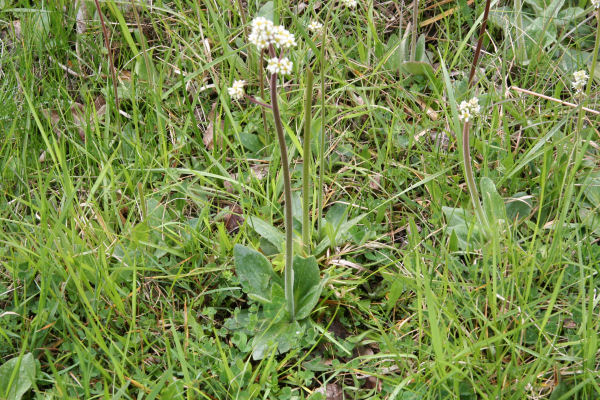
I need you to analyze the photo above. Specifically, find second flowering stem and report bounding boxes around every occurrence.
[269,71,295,321]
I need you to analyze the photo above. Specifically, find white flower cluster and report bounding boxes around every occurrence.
[458,97,481,123]
[248,17,297,51]
[572,70,589,95]
[308,20,324,34]
[228,80,246,100]
[267,57,293,75]
[340,0,358,8]
[592,0,600,9]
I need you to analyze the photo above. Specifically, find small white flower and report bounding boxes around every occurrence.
[592,0,600,9]
[248,17,296,50]
[572,70,589,95]
[468,97,481,115]
[228,80,246,100]
[275,27,297,48]
[266,57,293,75]
[340,0,358,8]
[458,97,480,123]
[251,17,272,31]
[249,17,276,50]
[308,20,324,33]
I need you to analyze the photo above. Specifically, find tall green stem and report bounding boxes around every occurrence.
[270,72,295,321]
[302,68,314,255]
[463,0,492,235]
[410,0,419,61]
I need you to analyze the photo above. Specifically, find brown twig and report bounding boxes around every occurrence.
[510,86,600,115]
[468,0,492,87]
[92,0,120,114]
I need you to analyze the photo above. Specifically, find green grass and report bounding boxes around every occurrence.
[1,0,599,398]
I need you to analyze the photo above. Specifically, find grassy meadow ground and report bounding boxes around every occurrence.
[1,0,600,398]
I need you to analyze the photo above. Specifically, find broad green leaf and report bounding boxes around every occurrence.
[442,207,485,250]
[414,34,426,62]
[251,320,301,360]
[292,256,325,320]
[233,244,276,297]
[325,203,347,226]
[506,192,533,222]
[239,132,262,152]
[314,213,368,254]
[247,216,285,252]
[480,177,506,226]
[401,61,435,77]
[526,17,557,50]
[0,353,36,400]
[582,171,600,205]
[579,206,600,236]
[386,279,405,313]
[556,7,585,26]
[262,282,286,319]
[256,1,274,21]
[538,0,566,20]
[383,34,401,72]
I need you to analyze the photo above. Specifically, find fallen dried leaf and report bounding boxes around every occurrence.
[250,163,269,180]
[43,96,107,142]
[368,173,382,190]
[223,203,244,234]
[75,0,87,35]
[11,20,22,39]
[563,319,577,329]
[313,383,343,400]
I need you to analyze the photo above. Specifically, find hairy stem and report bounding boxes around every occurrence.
[468,0,491,85]
[270,72,295,321]
[410,0,419,61]
[575,9,600,134]
[462,0,492,234]
[302,68,314,255]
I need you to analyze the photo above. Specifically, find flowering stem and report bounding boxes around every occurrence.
[410,0,419,61]
[270,71,295,321]
[92,0,119,122]
[461,0,492,235]
[468,0,491,85]
[244,94,273,109]
[302,68,314,255]
[575,9,600,134]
